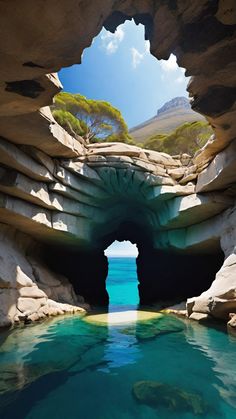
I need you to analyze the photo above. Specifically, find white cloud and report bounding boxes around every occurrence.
[131,47,144,69]
[101,27,125,54]
[159,54,178,72]
[144,40,150,53]
[159,54,189,85]
[105,240,138,257]
[175,75,185,84]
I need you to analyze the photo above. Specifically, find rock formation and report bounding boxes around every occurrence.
[0,1,235,327]
[156,97,191,115]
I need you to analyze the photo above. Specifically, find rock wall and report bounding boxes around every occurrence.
[0,224,86,327]
[0,1,235,326]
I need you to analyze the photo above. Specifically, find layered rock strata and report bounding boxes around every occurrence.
[0,1,235,327]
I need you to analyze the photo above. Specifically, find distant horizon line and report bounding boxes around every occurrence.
[106,255,137,258]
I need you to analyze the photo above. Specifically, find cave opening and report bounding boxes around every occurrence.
[41,13,225,312]
[104,240,139,311]
[58,18,190,135]
[43,218,225,311]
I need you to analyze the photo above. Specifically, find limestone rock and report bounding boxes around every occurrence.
[27,312,44,322]
[227,313,236,328]
[179,173,198,185]
[18,286,46,298]
[144,150,180,167]
[87,142,143,157]
[0,289,18,327]
[0,192,52,237]
[0,73,61,117]
[180,154,192,166]
[15,266,34,288]
[157,193,233,229]
[0,168,53,209]
[187,253,236,319]
[30,258,79,306]
[196,139,236,192]
[61,159,102,184]
[54,165,109,199]
[0,108,84,158]
[17,297,47,314]
[21,146,55,174]
[189,312,211,322]
[167,167,185,180]
[0,226,34,289]
[0,137,53,182]
[49,182,99,207]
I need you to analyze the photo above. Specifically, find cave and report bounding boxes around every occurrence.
[0,1,235,327]
[44,220,224,308]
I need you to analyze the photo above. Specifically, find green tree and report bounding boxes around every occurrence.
[52,92,131,144]
[143,121,213,156]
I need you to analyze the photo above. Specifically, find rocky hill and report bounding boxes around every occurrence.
[157,97,190,115]
[129,97,204,143]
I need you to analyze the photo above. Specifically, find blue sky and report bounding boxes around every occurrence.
[105,241,138,258]
[59,20,189,129]
[59,21,189,256]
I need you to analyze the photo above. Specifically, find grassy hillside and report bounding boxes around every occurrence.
[143,120,213,156]
[129,107,204,143]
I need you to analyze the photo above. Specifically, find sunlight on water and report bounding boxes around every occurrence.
[84,310,163,325]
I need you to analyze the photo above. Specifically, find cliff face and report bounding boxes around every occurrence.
[156,97,191,116]
[0,0,236,327]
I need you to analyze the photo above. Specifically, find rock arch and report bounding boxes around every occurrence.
[0,1,235,326]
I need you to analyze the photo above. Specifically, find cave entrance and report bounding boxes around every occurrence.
[104,240,139,311]
[43,227,225,311]
[58,18,191,142]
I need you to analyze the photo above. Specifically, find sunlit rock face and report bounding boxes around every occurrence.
[0,1,235,325]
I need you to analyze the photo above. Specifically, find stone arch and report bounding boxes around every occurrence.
[0,1,235,325]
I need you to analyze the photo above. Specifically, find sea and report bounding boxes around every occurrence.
[0,257,236,418]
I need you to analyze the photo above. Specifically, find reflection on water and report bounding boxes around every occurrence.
[0,256,236,418]
[0,314,236,418]
[100,328,141,371]
[185,321,236,409]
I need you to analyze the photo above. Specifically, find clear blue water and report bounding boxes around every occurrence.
[106,257,139,311]
[0,257,236,419]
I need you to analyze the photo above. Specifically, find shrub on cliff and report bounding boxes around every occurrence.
[52,92,130,144]
[143,121,213,156]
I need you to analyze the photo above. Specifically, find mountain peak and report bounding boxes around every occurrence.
[129,96,203,143]
[157,97,190,116]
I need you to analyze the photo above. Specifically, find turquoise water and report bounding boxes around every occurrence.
[0,257,236,418]
[106,257,139,310]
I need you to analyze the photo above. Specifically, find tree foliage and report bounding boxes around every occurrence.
[143,121,213,156]
[52,92,131,144]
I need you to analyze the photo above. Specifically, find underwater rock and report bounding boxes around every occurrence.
[120,315,184,340]
[134,315,185,341]
[132,380,206,415]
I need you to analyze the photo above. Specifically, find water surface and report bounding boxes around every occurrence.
[0,257,236,418]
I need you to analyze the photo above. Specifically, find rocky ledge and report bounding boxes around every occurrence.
[0,1,236,328]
